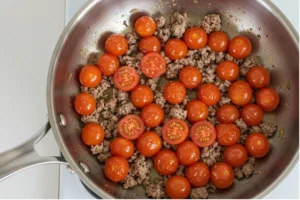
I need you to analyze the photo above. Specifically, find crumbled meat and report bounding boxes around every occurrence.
[240,56,261,76]
[200,14,221,34]
[155,16,166,28]
[145,179,165,199]
[200,46,217,66]
[215,78,231,93]
[117,102,136,116]
[249,125,262,133]
[200,142,222,167]
[81,79,111,99]
[105,98,117,113]
[160,51,171,64]
[176,56,196,66]
[181,95,190,108]
[208,106,217,117]
[163,140,171,149]
[81,110,100,124]
[218,94,231,106]
[155,27,171,44]
[170,12,188,38]
[235,118,249,133]
[154,126,163,136]
[129,155,153,184]
[176,165,186,176]
[146,77,160,91]
[190,187,209,199]
[122,175,138,189]
[260,122,277,137]
[166,63,184,79]
[155,91,166,108]
[202,64,217,83]
[206,182,217,193]
[128,150,139,163]
[117,90,129,102]
[125,32,140,55]
[119,55,142,75]
[224,53,244,65]
[169,105,187,120]
[234,157,255,179]
[90,140,111,162]
[215,52,225,63]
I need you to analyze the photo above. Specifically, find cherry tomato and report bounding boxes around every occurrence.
[216,104,240,124]
[228,36,252,59]
[164,81,186,104]
[165,175,191,199]
[74,92,96,115]
[208,31,229,52]
[79,65,102,88]
[185,162,210,187]
[176,141,200,166]
[246,66,270,89]
[138,36,162,54]
[113,66,140,92]
[140,52,166,78]
[216,60,239,81]
[136,131,162,157]
[179,66,202,89]
[241,104,264,126]
[211,162,234,189]
[135,16,156,37]
[245,132,270,158]
[228,80,253,106]
[141,103,164,127]
[105,34,128,56]
[190,121,216,147]
[183,27,208,49]
[216,124,240,146]
[97,53,120,76]
[118,114,145,140]
[104,156,129,182]
[164,38,188,60]
[110,137,134,159]
[224,144,248,168]
[197,83,221,106]
[154,150,179,175]
[162,119,189,145]
[256,88,280,111]
[130,85,154,108]
[186,100,208,123]
[81,123,105,146]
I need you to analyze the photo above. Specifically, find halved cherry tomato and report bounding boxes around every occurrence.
[137,131,162,157]
[197,83,221,106]
[185,162,210,187]
[186,100,208,123]
[208,31,229,52]
[245,132,270,158]
[190,121,216,147]
[179,66,202,89]
[118,114,145,140]
[138,36,162,54]
[97,53,120,76]
[79,65,102,88]
[154,150,179,175]
[216,124,240,146]
[113,66,140,91]
[81,123,105,146]
[141,103,164,127]
[216,104,240,124]
[110,137,134,159]
[162,119,189,145]
[211,162,234,189]
[165,175,191,199]
[74,92,96,115]
[164,38,188,60]
[228,36,252,59]
[224,144,248,168]
[176,141,200,166]
[241,104,264,126]
[140,52,166,78]
[216,60,239,81]
[246,66,270,89]
[130,85,154,108]
[104,156,129,182]
[135,16,156,37]
[228,80,253,106]
[105,34,128,56]
[183,27,208,49]
[256,88,280,111]
[164,81,186,104]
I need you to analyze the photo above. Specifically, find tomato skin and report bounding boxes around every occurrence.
[208,31,229,52]
[216,104,240,124]
[228,36,252,59]
[140,52,166,78]
[74,92,96,115]
[183,27,208,49]
[118,114,145,140]
[246,66,270,89]
[138,36,161,54]
[154,150,179,175]
[211,162,234,189]
[245,132,270,158]
[165,175,191,199]
[176,141,200,166]
[241,104,264,126]
[164,38,188,60]
[216,60,239,81]
[105,34,128,56]
[197,83,221,106]
[190,121,217,147]
[97,53,120,76]
[79,65,102,88]
[216,124,240,146]
[81,123,105,146]
[179,66,202,89]
[228,80,253,106]
[136,131,162,157]
[130,85,154,108]
[185,162,210,187]
[110,137,134,159]
[164,81,187,104]
[256,88,280,111]
[113,66,140,92]
[162,119,189,145]
[224,144,248,168]
[141,103,164,128]
[104,156,129,182]
[135,16,156,37]
[186,100,208,123]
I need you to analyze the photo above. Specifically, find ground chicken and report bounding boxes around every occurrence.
[165,63,184,79]
[155,16,166,28]
[170,12,188,38]
[200,142,222,167]
[119,55,142,75]
[234,157,255,179]
[117,102,136,116]
[235,118,249,133]
[200,14,221,34]
[190,187,209,199]
[154,91,166,108]
[168,105,187,120]
[250,125,262,133]
[125,32,139,55]
[154,126,163,136]
[145,179,165,199]
[90,140,111,162]
[146,77,160,91]
[260,122,277,137]
[206,182,217,193]
[129,155,153,184]
[240,56,261,76]
[122,175,138,189]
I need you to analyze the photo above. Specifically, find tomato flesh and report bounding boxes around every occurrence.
[113,66,140,92]
[141,52,166,78]
[118,114,145,140]
[162,119,189,145]
[190,120,216,147]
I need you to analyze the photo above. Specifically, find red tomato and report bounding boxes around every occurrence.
[241,104,264,126]
[216,60,239,81]
[104,156,129,182]
[176,141,200,166]
[154,150,179,175]
[179,66,202,89]
[74,92,96,115]
[135,16,156,37]
[164,38,188,60]
[113,66,140,92]
[190,121,216,147]
[256,88,280,111]
[216,104,240,124]
[185,162,210,187]
[117,114,145,140]
[164,81,186,104]
[228,80,253,106]
[79,65,102,88]
[245,132,270,158]
[105,34,128,56]
[110,137,134,159]
[208,31,229,52]
[140,52,166,78]
[138,36,162,54]
[224,144,248,168]
[211,162,234,189]
[162,119,189,145]
[183,27,208,49]
[228,36,252,59]
[141,103,164,127]
[81,123,105,146]
[186,100,208,123]
[216,124,240,146]
[165,175,191,199]
[130,85,154,108]
[136,131,162,157]
[246,66,270,89]
[97,53,120,76]
[197,83,221,106]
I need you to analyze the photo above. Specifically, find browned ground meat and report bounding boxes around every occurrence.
[260,122,277,137]
[145,179,165,199]
[90,140,111,162]
[154,91,166,108]
[125,32,140,55]
[234,157,255,179]
[200,142,223,167]
[168,105,187,120]
[128,155,153,185]
[122,175,138,189]
[206,182,217,193]
[176,165,186,176]
[190,187,209,199]
[200,14,221,34]
[170,12,188,38]
[239,56,261,76]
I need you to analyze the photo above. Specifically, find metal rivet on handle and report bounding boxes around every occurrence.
[67,165,75,174]
[59,113,67,126]
[79,161,90,173]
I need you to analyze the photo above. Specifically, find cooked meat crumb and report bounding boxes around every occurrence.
[129,155,153,184]
[249,125,262,133]
[154,126,163,136]
[145,180,165,199]
[260,122,277,137]
[190,187,209,199]
[206,182,217,193]
[155,91,166,108]
[166,63,184,79]
[200,142,222,167]
[170,12,188,38]
[240,56,261,76]
[169,105,187,120]
[176,165,186,176]
[234,157,255,179]
[122,175,138,189]
[91,140,111,162]
[200,14,221,34]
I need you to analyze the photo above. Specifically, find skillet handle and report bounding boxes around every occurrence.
[0,122,67,181]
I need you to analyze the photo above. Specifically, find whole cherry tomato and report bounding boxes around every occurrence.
[216,124,240,146]
[176,141,200,166]
[228,80,253,106]
[208,31,229,52]
[141,103,164,127]
[97,53,119,76]
[241,104,264,126]
[104,156,129,182]
[164,38,188,60]
[216,104,240,124]
[186,100,208,123]
[74,92,96,115]
[135,16,156,37]
[154,150,179,175]
[197,83,221,106]
[216,60,239,81]
[245,132,270,158]
[166,175,191,199]
[246,66,270,89]
[79,65,102,88]
[179,66,202,89]
[136,131,162,157]
[256,88,280,111]
[224,144,248,168]
[211,162,234,189]
[228,36,252,59]
[110,137,134,159]
[164,81,186,104]
[81,123,105,146]
[138,36,162,54]
[105,34,128,56]
[130,85,154,108]
[183,27,208,49]
[186,162,210,187]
